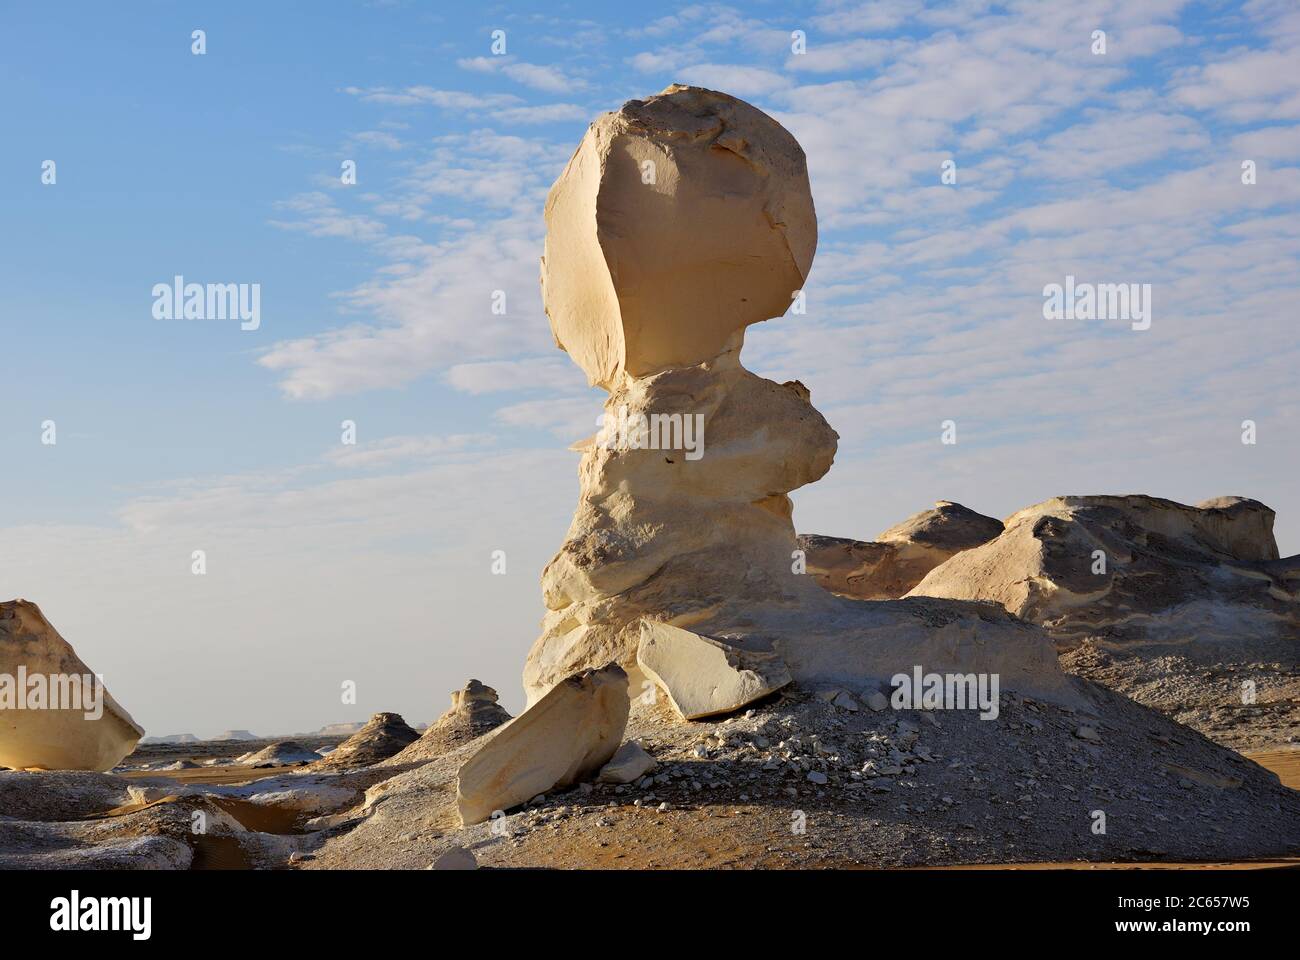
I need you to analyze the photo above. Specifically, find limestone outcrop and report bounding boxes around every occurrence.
[0,770,137,820]
[312,712,419,769]
[456,664,628,825]
[905,495,1299,746]
[0,600,144,772]
[800,501,1003,600]
[522,86,1083,712]
[908,495,1294,654]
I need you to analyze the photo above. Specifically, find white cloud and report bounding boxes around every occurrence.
[677,63,790,96]
[457,56,584,93]
[446,357,587,395]
[324,433,496,470]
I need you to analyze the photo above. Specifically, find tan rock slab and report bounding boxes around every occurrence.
[636,620,792,720]
[456,664,628,825]
[0,600,143,772]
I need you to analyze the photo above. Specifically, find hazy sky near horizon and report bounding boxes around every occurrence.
[2,0,1298,737]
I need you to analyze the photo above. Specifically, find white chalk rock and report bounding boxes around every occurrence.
[637,621,792,720]
[542,84,816,390]
[456,664,628,826]
[0,600,143,772]
[597,740,658,784]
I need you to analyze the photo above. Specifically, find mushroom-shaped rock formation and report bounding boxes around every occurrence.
[0,600,143,772]
[522,86,1082,712]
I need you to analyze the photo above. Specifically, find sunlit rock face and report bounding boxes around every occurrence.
[541,84,817,390]
[909,495,1297,655]
[523,86,1082,713]
[0,600,143,772]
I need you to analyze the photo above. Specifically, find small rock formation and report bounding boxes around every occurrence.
[442,679,512,738]
[456,664,628,825]
[384,680,513,766]
[637,620,792,720]
[909,495,1292,652]
[0,600,144,772]
[521,86,1083,711]
[313,712,419,769]
[800,501,1003,599]
[597,740,657,784]
[237,741,321,767]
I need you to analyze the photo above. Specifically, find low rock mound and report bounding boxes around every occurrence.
[237,742,320,767]
[212,730,258,742]
[312,713,419,769]
[910,495,1285,645]
[801,501,1003,599]
[0,770,135,820]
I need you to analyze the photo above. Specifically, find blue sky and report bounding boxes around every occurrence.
[2,0,1298,736]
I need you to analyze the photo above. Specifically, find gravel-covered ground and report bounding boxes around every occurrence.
[301,678,1300,870]
[1062,643,1300,751]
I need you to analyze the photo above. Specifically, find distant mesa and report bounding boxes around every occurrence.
[140,733,200,746]
[210,730,259,742]
[314,721,365,738]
